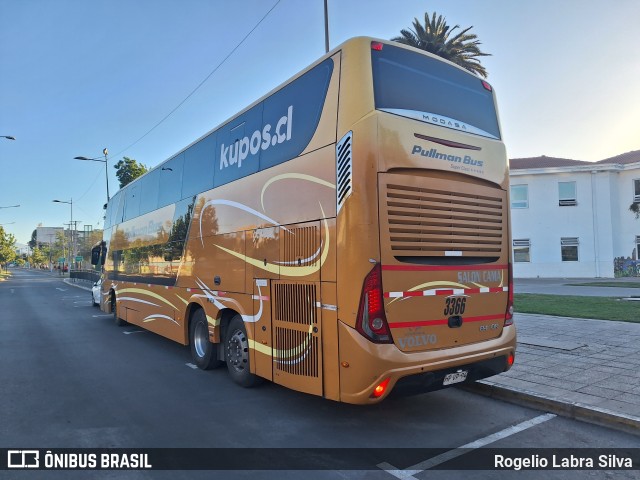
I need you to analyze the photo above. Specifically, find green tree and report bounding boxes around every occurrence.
[30,247,47,267]
[28,229,38,250]
[391,11,491,78]
[114,157,148,188]
[0,226,17,269]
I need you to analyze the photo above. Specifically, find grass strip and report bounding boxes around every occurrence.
[567,281,640,288]
[515,294,640,323]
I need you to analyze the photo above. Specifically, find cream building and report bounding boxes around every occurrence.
[509,150,640,278]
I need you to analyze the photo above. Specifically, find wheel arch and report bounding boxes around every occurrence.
[183,299,238,347]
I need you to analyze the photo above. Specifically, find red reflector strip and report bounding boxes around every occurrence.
[385,286,508,298]
[382,264,508,272]
[390,314,505,329]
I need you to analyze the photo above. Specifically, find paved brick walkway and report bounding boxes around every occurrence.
[473,313,640,433]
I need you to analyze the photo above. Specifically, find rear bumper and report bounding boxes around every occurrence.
[391,355,508,396]
[337,321,516,404]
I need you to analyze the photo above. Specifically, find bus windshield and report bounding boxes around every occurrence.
[372,43,501,140]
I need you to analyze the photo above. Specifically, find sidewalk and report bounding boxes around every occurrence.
[467,313,640,435]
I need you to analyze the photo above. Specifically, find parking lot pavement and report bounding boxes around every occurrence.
[59,270,640,435]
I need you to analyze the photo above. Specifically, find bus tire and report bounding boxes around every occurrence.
[225,315,261,387]
[189,308,222,370]
[112,294,126,326]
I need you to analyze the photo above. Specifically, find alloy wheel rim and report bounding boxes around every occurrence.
[228,329,248,372]
[194,321,208,358]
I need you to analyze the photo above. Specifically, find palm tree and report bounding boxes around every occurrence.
[392,11,491,78]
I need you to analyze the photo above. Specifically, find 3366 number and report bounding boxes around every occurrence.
[444,297,466,316]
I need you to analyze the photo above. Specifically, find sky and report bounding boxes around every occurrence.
[1,0,639,245]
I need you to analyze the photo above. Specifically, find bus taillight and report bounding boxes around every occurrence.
[504,263,514,326]
[356,263,392,344]
[371,41,384,51]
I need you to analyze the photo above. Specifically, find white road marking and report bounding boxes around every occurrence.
[123,330,146,335]
[378,413,556,478]
[186,363,198,370]
[56,288,67,291]
[92,315,113,318]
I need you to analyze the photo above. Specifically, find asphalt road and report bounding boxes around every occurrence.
[1,269,638,479]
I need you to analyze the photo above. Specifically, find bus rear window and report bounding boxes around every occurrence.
[372,44,500,140]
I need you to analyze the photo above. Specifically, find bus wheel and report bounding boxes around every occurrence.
[225,315,261,387]
[112,294,126,326]
[190,309,222,370]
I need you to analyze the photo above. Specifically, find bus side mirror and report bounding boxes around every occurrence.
[91,246,101,266]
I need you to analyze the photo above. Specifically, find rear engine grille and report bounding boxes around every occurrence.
[385,183,505,259]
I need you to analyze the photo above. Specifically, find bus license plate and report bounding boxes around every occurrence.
[443,370,468,386]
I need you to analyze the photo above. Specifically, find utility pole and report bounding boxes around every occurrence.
[48,234,54,271]
[71,220,82,269]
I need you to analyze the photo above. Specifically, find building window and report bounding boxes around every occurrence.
[561,237,579,262]
[513,239,531,262]
[510,184,528,208]
[634,179,640,202]
[558,181,577,206]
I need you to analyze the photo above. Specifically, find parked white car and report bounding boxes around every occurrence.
[91,279,102,307]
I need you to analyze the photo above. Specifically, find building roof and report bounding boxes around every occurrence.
[509,156,590,170]
[596,150,640,165]
[510,150,640,170]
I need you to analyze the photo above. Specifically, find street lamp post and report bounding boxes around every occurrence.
[74,148,109,203]
[324,0,330,53]
[53,199,73,272]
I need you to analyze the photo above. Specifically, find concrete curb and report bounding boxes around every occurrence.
[464,382,640,437]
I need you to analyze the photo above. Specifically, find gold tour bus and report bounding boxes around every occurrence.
[92,37,516,404]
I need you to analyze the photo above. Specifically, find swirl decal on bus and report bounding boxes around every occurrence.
[199,174,334,277]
